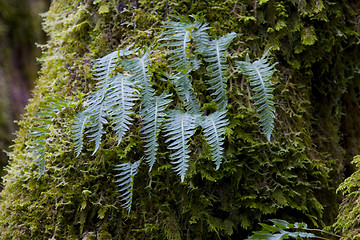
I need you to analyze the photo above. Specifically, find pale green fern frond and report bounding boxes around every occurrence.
[163,110,198,182]
[200,111,228,170]
[27,125,49,175]
[84,98,109,154]
[28,97,75,175]
[72,112,89,157]
[122,51,154,105]
[171,72,201,115]
[236,49,277,141]
[159,14,209,71]
[141,92,172,171]
[202,32,236,110]
[107,74,139,145]
[73,48,137,155]
[92,46,134,100]
[114,160,141,214]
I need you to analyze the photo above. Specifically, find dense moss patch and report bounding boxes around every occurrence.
[0,0,359,239]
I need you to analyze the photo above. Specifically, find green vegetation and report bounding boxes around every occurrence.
[249,219,341,240]
[0,0,359,239]
[68,15,276,212]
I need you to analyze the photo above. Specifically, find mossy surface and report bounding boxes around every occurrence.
[0,0,359,239]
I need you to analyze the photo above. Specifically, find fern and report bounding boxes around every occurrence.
[202,32,236,110]
[171,72,201,115]
[92,46,134,100]
[122,51,154,102]
[106,74,139,145]
[236,49,277,141]
[72,112,89,157]
[248,219,340,240]
[83,98,109,154]
[141,92,172,171]
[248,219,317,239]
[163,110,198,182]
[200,111,229,170]
[114,160,141,214]
[67,14,280,214]
[28,97,75,175]
[73,47,136,154]
[159,14,209,71]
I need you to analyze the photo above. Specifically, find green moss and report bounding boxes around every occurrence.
[0,0,359,239]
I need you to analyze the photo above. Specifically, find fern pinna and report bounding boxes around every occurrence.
[141,93,172,171]
[65,14,276,213]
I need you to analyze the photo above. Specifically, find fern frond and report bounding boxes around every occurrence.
[203,32,236,110]
[171,72,201,115]
[163,110,198,182]
[107,74,139,145]
[114,160,141,214]
[93,46,134,82]
[27,129,48,176]
[73,47,137,155]
[200,111,228,170]
[122,51,154,104]
[141,92,172,171]
[159,14,209,71]
[236,49,277,141]
[84,99,109,154]
[92,46,135,101]
[72,112,89,157]
[28,97,75,175]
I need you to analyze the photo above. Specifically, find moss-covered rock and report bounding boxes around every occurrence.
[0,0,359,239]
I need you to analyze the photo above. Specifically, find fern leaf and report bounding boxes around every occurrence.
[93,46,134,82]
[160,27,192,70]
[171,72,201,115]
[141,93,172,171]
[203,32,236,110]
[27,132,47,176]
[163,110,198,182]
[92,46,135,101]
[84,99,109,154]
[114,160,141,213]
[200,111,228,170]
[73,47,137,155]
[72,112,89,157]
[107,74,139,145]
[236,49,277,141]
[122,51,154,104]
[159,14,209,71]
[27,97,75,175]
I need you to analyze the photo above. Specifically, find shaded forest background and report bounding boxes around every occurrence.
[0,0,49,178]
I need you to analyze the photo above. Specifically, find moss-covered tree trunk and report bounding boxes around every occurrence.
[0,0,359,239]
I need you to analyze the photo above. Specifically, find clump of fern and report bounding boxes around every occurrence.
[29,14,277,213]
[27,97,76,175]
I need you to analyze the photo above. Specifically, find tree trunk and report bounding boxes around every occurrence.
[0,0,359,239]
